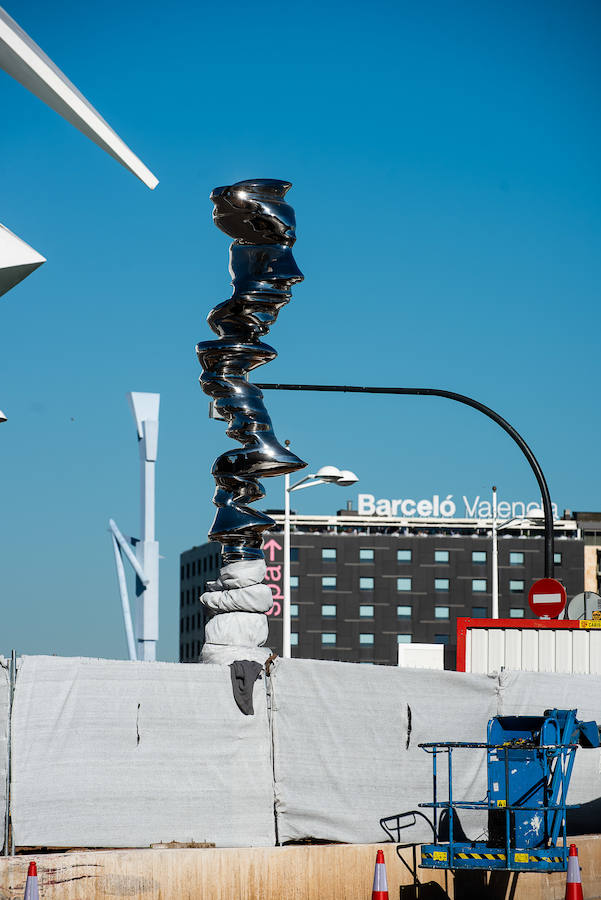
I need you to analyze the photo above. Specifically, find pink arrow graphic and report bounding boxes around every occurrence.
[263,538,282,561]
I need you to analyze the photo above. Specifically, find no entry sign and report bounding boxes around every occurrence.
[528,578,567,619]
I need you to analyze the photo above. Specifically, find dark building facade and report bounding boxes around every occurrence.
[180,510,585,668]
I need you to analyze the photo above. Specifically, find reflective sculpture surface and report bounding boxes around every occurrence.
[197,179,306,564]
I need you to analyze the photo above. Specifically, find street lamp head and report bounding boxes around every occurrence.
[336,469,359,486]
[0,409,7,424]
[527,507,544,521]
[316,465,343,483]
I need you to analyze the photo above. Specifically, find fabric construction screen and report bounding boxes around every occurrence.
[6,656,601,849]
[498,669,601,833]
[10,656,275,848]
[270,658,498,844]
[0,660,9,851]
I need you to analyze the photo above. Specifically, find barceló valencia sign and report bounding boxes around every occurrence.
[528,578,567,619]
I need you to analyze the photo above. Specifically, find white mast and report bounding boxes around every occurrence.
[110,392,160,661]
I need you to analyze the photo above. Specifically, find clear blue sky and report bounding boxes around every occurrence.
[1,0,600,660]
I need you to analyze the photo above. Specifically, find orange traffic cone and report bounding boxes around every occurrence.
[372,848,389,900]
[565,844,583,900]
[23,861,39,900]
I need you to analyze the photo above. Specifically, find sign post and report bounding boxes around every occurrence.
[528,578,567,619]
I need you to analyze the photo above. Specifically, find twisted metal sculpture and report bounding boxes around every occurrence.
[197,179,307,564]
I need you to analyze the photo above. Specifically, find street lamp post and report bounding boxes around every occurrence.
[491,485,545,619]
[282,446,358,658]
[492,486,499,619]
[257,382,556,580]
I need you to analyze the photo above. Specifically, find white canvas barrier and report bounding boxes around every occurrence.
[0,659,9,852]
[7,656,601,849]
[498,670,601,832]
[10,656,275,848]
[270,658,498,844]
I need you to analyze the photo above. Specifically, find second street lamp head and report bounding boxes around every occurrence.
[336,469,359,486]
[0,409,7,423]
[316,465,343,483]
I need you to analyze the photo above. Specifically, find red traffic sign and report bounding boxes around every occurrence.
[528,578,567,619]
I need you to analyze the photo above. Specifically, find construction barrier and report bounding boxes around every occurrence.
[10,656,275,848]
[0,655,600,849]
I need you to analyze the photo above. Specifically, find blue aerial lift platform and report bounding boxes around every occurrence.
[382,709,599,874]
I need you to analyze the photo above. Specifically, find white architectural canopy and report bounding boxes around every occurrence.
[0,5,158,189]
[0,223,45,298]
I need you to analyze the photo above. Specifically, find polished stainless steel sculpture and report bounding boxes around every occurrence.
[197,179,306,563]
[197,179,306,666]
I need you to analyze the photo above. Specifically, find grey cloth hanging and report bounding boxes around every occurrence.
[229,660,263,715]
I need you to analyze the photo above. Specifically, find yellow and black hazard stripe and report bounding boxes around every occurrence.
[454,852,506,861]
[532,855,562,864]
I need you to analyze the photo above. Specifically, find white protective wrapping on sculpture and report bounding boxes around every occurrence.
[201,558,273,665]
[270,657,498,845]
[497,669,601,833]
[10,656,275,848]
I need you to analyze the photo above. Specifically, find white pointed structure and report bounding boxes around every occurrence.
[110,392,160,661]
[0,223,45,298]
[0,5,158,189]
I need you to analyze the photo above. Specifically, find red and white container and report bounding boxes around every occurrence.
[457,618,601,674]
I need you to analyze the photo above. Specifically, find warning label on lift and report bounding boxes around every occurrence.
[579,620,601,629]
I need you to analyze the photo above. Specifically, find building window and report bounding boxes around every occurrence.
[510,608,525,618]
[359,633,374,645]
[291,632,299,645]
[360,576,374,590]
[180,592,184,608]
[322,548,336,560]
[397,577,412,591]
[435,550,449,563]
[472,579,487,592]
[322,576,336,590]
[510,552,524,565]
[180,565,184,579]
[472,551,487,564]
[397,634,412,643]
[360,548,375,561]
[321,604,337,618]
[321,633,336,646]
[359,605,374,617]
[290,575,299,589]
[435,607,450,619]
[435,578,449,591]
[290,548,299,562]
[397,605,412,618]
[203,558,207,572]
[186,563,190,578]
[435,634,449,644]
[290,604,299,617]
[554,552,562,565]
[509,580,524,593]
[397,549,412,562]
[472,606,488,618]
